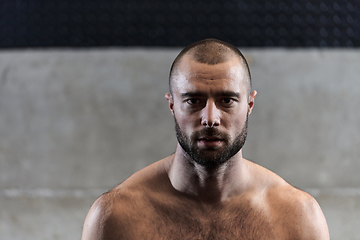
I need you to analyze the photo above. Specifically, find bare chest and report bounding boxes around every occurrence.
[119,201,280,240]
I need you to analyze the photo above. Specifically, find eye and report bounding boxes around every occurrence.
[186,98,200,105]
[222,98,234,104]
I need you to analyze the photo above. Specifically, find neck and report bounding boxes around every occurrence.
[167,144,249,203]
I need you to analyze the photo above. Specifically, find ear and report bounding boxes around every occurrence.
[248,90,257,114]
[165,93,174,115]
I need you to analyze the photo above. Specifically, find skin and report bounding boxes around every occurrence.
[81,55,330,240]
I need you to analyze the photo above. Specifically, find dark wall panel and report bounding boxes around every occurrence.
[0,0,359,48]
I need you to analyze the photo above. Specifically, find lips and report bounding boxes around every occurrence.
[198,136,224,148]
[199,137,222,141]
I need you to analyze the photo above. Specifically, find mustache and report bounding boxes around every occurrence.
[194,128,228,140]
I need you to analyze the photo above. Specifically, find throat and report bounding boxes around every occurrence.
[168,152,248,203]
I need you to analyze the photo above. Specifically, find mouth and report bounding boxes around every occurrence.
[198,134,224,140]
[198,137,224,148]
[199,137,222,141]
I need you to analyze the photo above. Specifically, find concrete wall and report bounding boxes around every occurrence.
[0,48,359,239]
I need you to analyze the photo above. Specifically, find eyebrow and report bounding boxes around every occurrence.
[218,91,240,98]
[181,91,240,98]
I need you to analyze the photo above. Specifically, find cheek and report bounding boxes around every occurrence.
[226,109,248,129]
[173,110,196,133]
[177,114,198,130]
[174,104,200,127]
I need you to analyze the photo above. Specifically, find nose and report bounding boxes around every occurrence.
[201,100,220,127]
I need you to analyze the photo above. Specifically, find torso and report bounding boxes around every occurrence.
[125,194,278,239]
[100,159,304,240]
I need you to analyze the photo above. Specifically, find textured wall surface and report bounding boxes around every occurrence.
[1,0,360,47]
[0,48,359,239]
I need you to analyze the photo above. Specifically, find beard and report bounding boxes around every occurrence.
[174,114,248,168]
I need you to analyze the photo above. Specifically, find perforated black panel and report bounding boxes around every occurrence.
[0,0,359,48]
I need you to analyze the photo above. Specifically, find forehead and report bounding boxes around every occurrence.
[172,57,248,95]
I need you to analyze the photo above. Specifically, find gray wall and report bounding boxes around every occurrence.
[0,48,359,239]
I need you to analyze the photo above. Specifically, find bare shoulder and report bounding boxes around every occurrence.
[269,184,329,239]
[81,158,170,240]
[246,160,329,239]
[81,186,138,240]
[81,191,119,240]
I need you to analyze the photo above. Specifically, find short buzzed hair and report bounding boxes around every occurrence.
[169,38,251,95]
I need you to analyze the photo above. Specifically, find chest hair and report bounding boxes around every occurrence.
[131,198,277,240]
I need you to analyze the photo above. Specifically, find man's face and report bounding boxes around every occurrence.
[166,56,256,167]
[174,112,248,167]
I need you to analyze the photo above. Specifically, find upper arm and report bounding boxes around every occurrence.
[285,191,330,240]
[298,194,330,240]
[270,185,329,240]
[81,191,130,240]
[81,196,109,240]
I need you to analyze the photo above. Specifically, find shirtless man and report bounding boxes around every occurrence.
[81,39,329,239]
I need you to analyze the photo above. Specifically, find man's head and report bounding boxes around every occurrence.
[169,38,252,97]
[165,39,256,168]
